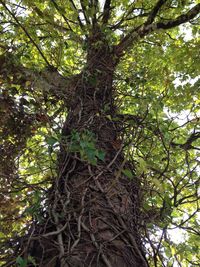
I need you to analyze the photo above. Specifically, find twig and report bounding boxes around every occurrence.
[0,1,51,67]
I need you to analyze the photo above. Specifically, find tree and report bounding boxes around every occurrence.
[0,0,199,266]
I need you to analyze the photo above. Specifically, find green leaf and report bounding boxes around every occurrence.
[96,150,105,161]
[122,169,134,179]
[136,158,147,175]
[16,256,27,267]
[28,256,36,266]
[85,148,96,162]
[45,136,58,146]
[152,178,164,192]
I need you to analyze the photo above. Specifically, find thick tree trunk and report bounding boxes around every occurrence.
[27,34,149,267]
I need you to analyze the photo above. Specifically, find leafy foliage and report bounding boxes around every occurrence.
[0,0,199,266]
[69,130,105,165]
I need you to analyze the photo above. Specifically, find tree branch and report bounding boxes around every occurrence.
[0,53,77,106]
[50,0,74,31]
[115,3,200,55]
[0,0,52,67]
[156,3,200,29]
[102,0,111,24]
[171,132,200,151]
[69,0,85,31]
[145,0,167,25]
[91,0,98,26]
[111,9,148,31]
[80,0,91,25]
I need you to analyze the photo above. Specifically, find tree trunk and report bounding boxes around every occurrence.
[27,33,149,267]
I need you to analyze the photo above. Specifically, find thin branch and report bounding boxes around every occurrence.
[109,0,149,30]
[145,0,167,25]
[50,0,74,31]
[91,0,98,26]
[0,53,75,106]
[0,0,51,67]
[102,0,111,24]
[156,4,200,29]
[69,0,85,30]
[42,221,68,237]
[171,132,200,151]
[80,0,91,25]
[115,3,200,55]
[33,6,78,37]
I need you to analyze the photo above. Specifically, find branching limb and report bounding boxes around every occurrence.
[116,3,200,55]
[145,0,167,25]
[111,0,149,31]
[171,132,200,151]
[156,4,200,29]
[80,0,91,26]
[50,0,75,31]
[0,53,78,106]
[69,0,85,31]
[102,0,111,24]
[90,0,98,26]
[0,0,51,67]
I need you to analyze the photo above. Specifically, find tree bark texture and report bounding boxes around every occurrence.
[24,33,149,267]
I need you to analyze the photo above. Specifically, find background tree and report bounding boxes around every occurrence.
[0,0,199,266]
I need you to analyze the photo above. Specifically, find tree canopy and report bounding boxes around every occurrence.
[0,1,200,266]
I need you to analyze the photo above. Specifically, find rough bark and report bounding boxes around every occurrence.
[24,32,149,267]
